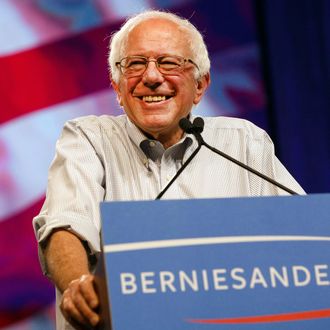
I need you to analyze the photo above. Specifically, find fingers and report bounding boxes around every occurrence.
[79,274,100,310]
[61,294,86,327]
[60,274,100,328]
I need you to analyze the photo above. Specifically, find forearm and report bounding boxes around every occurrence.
[44,229,90,292]
[44,229,100,327]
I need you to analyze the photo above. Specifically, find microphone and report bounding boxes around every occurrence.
[155,118,204,199]
[178,117,194,133]
[179,117,204,134]
[183,117,298,195]
[191,117,204,133]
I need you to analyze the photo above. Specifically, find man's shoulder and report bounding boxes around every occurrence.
[204,116,267,139]
[65,114,127,132]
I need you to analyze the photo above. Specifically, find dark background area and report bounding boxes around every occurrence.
[255,0,329,193]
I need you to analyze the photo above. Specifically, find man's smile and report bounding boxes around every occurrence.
[134,94,175,103]
[142,95,172,102]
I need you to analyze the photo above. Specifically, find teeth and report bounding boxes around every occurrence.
[142,95,166,102]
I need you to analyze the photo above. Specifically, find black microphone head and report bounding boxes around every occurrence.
[193,117,204,133]
[179,118,194,133]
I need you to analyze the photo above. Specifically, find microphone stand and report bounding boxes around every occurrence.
[155,117,298,199]
[155,139,202,200]
[197,133,298,195]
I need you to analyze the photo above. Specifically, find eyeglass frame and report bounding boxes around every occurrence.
[115,54,200,78]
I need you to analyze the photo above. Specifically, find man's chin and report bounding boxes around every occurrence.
[140,116,172,130]
[139,120,174,136]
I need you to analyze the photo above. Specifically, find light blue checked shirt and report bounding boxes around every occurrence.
[33,114,305,330]
[34,114,304,263]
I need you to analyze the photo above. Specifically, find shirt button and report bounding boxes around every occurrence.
[149,141,156,147]
[166,174,172,181]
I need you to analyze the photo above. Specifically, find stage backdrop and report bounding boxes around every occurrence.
[256,0,330,193]
[0,0,328,329]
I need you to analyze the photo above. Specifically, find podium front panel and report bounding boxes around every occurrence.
[100,194,330,330]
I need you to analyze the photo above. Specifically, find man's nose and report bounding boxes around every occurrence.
[142,61,165,89]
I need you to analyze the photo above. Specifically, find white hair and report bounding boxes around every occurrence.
[108,10,211,83]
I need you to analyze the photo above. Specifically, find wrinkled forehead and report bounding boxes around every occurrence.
[121,18,192,58]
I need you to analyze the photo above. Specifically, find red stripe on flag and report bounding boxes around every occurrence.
[0,23,120,124]
[187,308,330,324]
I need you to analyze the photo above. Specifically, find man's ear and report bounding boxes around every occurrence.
[193,72,211,105]
[111,78,123,106]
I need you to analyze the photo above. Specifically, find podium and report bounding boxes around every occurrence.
[96,194,330,330]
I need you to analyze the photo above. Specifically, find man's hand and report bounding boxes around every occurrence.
[60,274,100,329]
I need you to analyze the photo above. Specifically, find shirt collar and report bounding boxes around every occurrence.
[125,116,195,165]
[126,116,150,147]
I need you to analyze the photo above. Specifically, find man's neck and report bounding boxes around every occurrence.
[145,128,184,149]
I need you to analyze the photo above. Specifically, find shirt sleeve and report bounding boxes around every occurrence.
[33,119,105,274]
[247,127,306,196]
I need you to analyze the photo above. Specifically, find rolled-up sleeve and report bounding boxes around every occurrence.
[33,119,105,274]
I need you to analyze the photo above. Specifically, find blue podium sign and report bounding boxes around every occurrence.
[99,194,330,330]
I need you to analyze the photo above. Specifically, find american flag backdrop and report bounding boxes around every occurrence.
[0,0,266,328]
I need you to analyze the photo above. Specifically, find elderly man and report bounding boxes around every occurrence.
[33,10,304,330]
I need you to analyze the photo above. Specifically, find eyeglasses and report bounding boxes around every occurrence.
[115,55,199,77]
